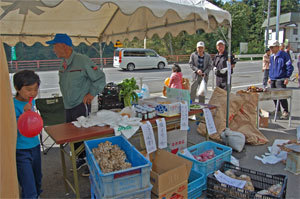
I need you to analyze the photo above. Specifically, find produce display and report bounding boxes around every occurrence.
[92,141,131,173]
[118,78,139,107]
[193,149,215,162]
[246,86,264,92]
[216,169,283,196]
[190,104,205,110]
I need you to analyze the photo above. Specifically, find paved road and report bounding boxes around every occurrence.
[10,60,292,97]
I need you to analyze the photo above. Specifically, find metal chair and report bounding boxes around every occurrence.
[36,96,65,154]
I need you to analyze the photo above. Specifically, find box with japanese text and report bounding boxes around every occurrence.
[148,149,192,198]
[167,129,187,154]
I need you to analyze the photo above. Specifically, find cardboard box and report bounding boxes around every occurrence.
[148,149,192,199]
[151,181,187,199]
[167,129,187,154]
[259,109,269,128]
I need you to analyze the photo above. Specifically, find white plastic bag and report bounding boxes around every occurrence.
[120,106,136,118]
[141,84,150,99]
[221,128,245,152]
[196,79,207,96]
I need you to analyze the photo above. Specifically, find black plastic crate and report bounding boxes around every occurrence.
[207,162,287,199]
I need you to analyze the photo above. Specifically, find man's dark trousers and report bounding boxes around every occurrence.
[66,103,91,159]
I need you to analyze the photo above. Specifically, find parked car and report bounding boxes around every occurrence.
[113,48,168,71]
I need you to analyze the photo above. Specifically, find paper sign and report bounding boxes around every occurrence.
[180,102,189,130]
[156,118,167,149]
[141,121,157,154]
[214,170,246,189]
[203,108,217,135]
[181,148,196,161]
[227,61,231,85]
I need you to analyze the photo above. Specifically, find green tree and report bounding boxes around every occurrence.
[223,1,252,53]
[270,0,300,17]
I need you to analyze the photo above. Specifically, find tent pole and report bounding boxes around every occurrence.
[226,27,232,128]
[99,42,104,70]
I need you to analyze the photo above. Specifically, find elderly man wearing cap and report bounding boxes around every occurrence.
[46,33,106,176]
[268,40,294,119]
[212,40,236,90]
[188,41,212,103]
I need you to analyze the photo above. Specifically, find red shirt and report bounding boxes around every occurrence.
[169,72,183,89]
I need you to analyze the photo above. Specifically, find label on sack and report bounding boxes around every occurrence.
[141,121,157,154]
[156,118,167,149]
[180,102,189,130]
[214,170,246,189]
[203,108,217,135]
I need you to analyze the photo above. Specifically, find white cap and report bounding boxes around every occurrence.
[197,41,205,48]
[268,40,280,48]
[216,40,225,46]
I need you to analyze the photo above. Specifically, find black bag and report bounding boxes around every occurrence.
[98,82,124,110]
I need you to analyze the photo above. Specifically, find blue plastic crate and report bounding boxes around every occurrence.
[90,175,152,199]
[178,141,232,189]
[85,136,152,198]
[188,170,205,199]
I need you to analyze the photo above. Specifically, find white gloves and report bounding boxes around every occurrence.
[213,67,217,72]
[220,68,228,74]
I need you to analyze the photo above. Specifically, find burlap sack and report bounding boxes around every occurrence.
[198,87,268,145]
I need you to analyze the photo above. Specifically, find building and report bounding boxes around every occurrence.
[262,12,300,52]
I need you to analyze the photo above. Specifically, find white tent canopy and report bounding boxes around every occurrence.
[0,0,231,46]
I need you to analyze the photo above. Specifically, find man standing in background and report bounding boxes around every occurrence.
[268,40,294,119]
[213,40,236,90]
[262,48,271,89]
[188,41,212,103]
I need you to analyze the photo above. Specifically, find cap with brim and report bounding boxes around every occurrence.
[216,40,225,45]
[46,33,72,46]
[197,41,205,48]
[268,40,279,48]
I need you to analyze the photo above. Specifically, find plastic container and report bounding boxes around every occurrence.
[188,170,205,199]
[178,141,232,190]
[285,151,300,175]
[90,175,152,199]
[207,162,288,199]
[85,136,152,198]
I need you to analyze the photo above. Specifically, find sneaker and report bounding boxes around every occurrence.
[269,110,281,116]
[70,158,87,171]
[81,167,90,177]
[280,111,289,120]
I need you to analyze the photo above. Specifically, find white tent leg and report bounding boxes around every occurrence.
[226,27,232,128]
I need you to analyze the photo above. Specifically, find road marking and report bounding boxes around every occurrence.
[235,70,261,74]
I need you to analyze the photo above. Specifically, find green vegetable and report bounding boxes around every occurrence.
[190,104,203,109]
[118,78,139,107]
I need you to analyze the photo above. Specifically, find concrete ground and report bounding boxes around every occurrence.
[39,82,300,199]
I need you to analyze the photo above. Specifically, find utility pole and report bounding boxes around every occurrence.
[275,0,281,41]
[265,0,271,49]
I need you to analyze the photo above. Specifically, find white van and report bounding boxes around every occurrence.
[113,48,168,71]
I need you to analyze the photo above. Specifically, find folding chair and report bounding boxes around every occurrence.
[36,96,65,155]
